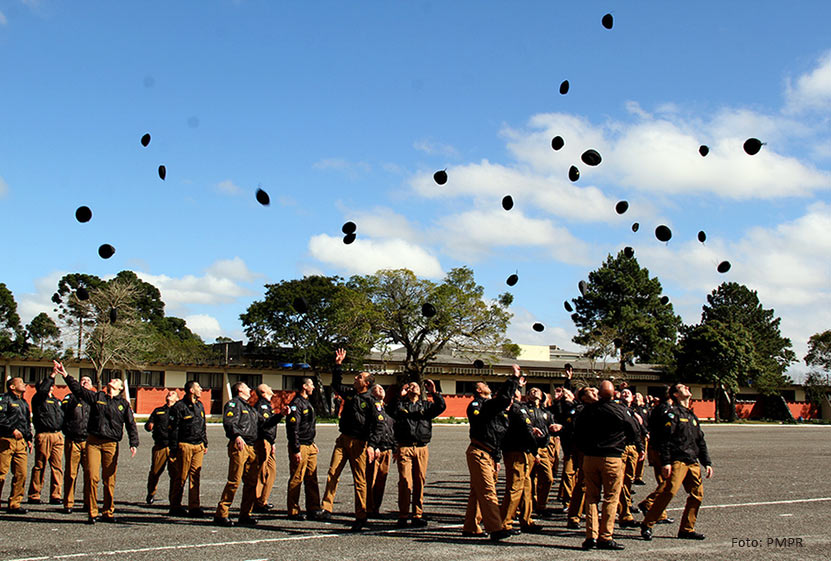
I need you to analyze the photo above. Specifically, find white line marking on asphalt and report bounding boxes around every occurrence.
[5,524,464,561]
[780,513,794,517]
[667,496,831,511]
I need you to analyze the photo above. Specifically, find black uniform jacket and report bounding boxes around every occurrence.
[168,398,207,448]
[551,400,580,455]
[62,393,90,442]
[467,377,518,461]
[502,401,540,454]
[647,401,672,442]
[657,403,711,467]
[286,394,316,453]
[32,377,64,433]
[528,402,552,449]
[0,391,32,441]
[256,397,279,444]
[65,375,139,447]
[145,404,172,446]
[392,391,446,446]
[223,395,282,446]
[575,399,643,457]
[367,398,395,452]
[331,365,372,440]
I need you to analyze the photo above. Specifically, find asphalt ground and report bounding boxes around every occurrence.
[0,424,829,561]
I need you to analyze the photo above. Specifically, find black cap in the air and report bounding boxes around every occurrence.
[433,170,448,185]
[502,195,514,211]
[256,188,270,206]
[615,201,629,214]
[343,233,357,245]
[743,138,763,155]
[75,206,92,223]
[421,302,437,318]
[158,165,166,180]
[581,149,602,167]
[506,273,518,287]
[98,244,116,259]
[568,166,580,182]
[717,261,731,273]
[602,13,614,29]
[551,136,564,151]
[559,80,570,95]
[698,231,706,243]
[699,145,709,157]
[141,133,151,147]
[655,225,672,243]
[342,221,357,235]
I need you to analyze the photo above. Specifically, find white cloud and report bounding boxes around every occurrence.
[135,270,252,310]
[215,179,242,196]
[506,306,577,351]
[342,207,421,243]
[205,257,259,283]
[308,234,444,278]
[0,176,8,197]
[786,51,831,114]
[0,11,7,25]
[413,139,459,158]
[313,158,371,178]
[183,314,223,342]
[17,271,66,325]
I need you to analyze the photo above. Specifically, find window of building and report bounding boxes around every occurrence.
[227,373,262,389]
[455,381,479,395]
[126,370,164,387]
[647,386,668,399]
[11,366,51,384]
[780,390,796,402]
[702,387,715,400]
[186,372,223,391]
[283,375,312,391]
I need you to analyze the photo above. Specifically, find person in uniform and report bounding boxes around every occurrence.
[59,362,139,524]
[641,383,713,541]
[526,387,555,518]
[0,376,33,514]
[462,367,522,542]
[168,380,208,517]
[500,388,546,534]
[616,388,644,528]
[319,348,374,532]
[144,390,178,505]
[565,386,594,530]
[285,377,321,520]
[61,375,92,514]
[637,388,674,525]
[632,392,650,485]
[253,384,280,513]
[214,381,284,526]
[391,379,446,527]
[27,369,65,505]
[555,387,580,513]
[365,384,394,517]
[574,380,643,551]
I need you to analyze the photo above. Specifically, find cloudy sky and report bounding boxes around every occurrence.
[1,1,830,380]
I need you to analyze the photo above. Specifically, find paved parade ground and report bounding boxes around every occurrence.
[1,424,829,561]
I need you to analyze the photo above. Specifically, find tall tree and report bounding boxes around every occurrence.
[349,267,515,382]
[701,282,795,395]
[570,251,681,370]
[241,275,376,413]
[25,312,62,356]
[803,330,831,408]
[675,320,755,421]
[51,273,105,357]
[0,283,24,355]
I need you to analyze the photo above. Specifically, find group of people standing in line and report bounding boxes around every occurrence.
[0,354,712,551]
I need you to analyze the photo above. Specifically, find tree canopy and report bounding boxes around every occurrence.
[25,313,62,357]
[570,251,681,370]
[349,267,515,382]
[0,283,24,355]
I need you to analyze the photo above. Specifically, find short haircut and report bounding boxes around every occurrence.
[363,372,376,386]
[231,381,245,395]
[7,377,22,390]
[184,380,198,394]
[564,363,572,371]
[301,377,314,387]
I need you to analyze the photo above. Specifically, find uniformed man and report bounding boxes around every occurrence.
[526,387,555,517]
[214,381,285,527]
[500,387,546,534]
[365,384,394,517]
[60,362,139,524]
[565,386,594,530]
[144,390,178,505]
[462,366,521,542]
[61,375,92,514]
[27,369,65,505]
[392,379,446,527]
[637,389,674,525]
[632,392,650,485]
[0,376,33,514]
[641,383,713,541]
[319,348,374,532]
[168,380,208,517]
[555,388,580,513]
[574,380,643,551]
[253,384,280,513]
[616,388,645,528]
[285,377,322,520]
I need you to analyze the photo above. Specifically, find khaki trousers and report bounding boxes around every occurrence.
[146,444,172,499]
[255,440,276,507]
[640,446,669,521]
[215,441,259,518]
[0,436,29,509]
[617,444,638,522]
[397,445,429,519]
[582,455,624,542]
[635,438,647,480]
[548,437,561,484]
[85,435,119,518]
[642,461,704,533]
[558,451,578,505]
[500,450,533,529]
[28,432,64,501]
[170,442,205,509]
[566,451,585,525]
[463,445,504,534]
[321,434,368,520]
[63,439,89,509]
[529,446,554,512]
[287,444,321,515]
[367,449,391,514]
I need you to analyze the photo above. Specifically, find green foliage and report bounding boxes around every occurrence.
[349,267,514,381]
[25,312,61,356]
[51,273,105,357]
[805,330,831,372]
[802,371,831,407]
[570,251,681,369]
[701,282,795,395]
[0,283,24,355]
[675,321,755,392]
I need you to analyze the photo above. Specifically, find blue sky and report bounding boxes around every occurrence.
[2,1,830,380]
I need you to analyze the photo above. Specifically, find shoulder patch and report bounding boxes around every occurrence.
[471,401,478,407]
[226,411,234,417]
[472,410,480,415]
[667,412,675,418]
[360,401,366,408]
[289,416,296,423]
[11,403,19,407]
[261,404,269,409]
[228,402,236,407]
[118,405,124,411]
[263,412,270,418]
[302,409,308,414]
[525,418,531,424]
[378,414,384,420]
[291,405,297,411]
